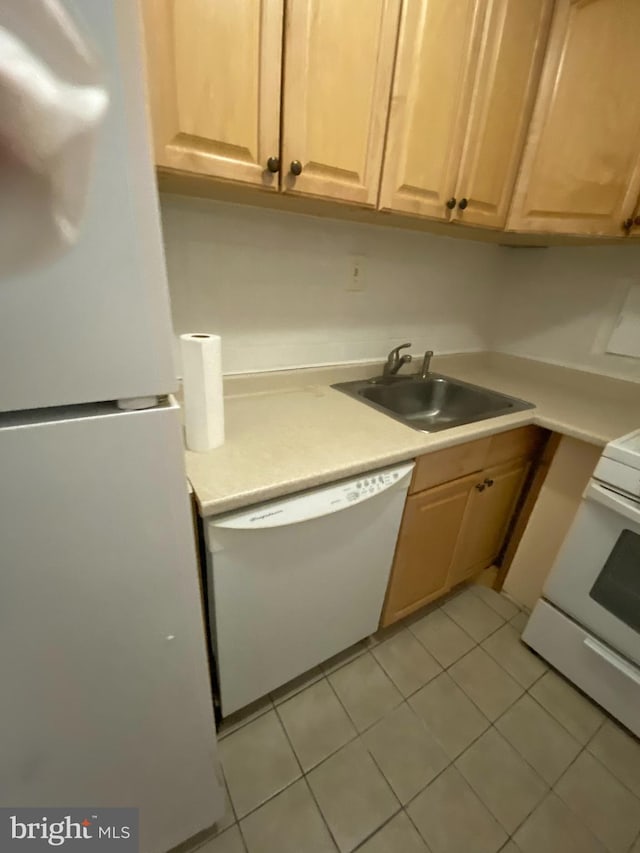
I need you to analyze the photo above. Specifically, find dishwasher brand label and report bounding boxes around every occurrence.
[1,809,138,851]
[249,509,285,522]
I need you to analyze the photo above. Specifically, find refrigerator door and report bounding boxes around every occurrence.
[0,401,224,852]
[0,0,175,413]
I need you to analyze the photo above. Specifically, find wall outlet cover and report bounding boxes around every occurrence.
[346,255,366,292]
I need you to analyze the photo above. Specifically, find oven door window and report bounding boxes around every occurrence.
[589,528,640,632]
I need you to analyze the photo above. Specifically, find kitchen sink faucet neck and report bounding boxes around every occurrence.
[420,350,434,380]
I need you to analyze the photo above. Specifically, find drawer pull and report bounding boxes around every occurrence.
[584,636,640,686]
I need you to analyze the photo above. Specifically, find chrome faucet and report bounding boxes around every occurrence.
[420,350,434,379]
[383,343,412,376]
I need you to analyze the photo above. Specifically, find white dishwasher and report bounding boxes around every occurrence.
[205,461,414,716]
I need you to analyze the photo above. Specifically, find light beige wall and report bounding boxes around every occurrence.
[493,245,640,383]
[503,435,601,610]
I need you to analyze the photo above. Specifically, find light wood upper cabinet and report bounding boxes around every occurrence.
[381,474,478,627]
[451,0,554,229]
[449,458,530,586]
[508,0,640,236]
[141,0,283,187]
[379,0,486,219]
[281,0,401,205]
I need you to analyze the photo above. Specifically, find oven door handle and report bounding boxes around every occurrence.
[585,481,640,525]
[584,636,640,686]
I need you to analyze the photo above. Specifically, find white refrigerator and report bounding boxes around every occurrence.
[0,1,225,851]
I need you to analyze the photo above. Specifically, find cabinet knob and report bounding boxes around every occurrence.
[290,160,302,176]
[623,218,634,233]
[475,482,486,492]
[266,156,280,173]
[446,197,457,210]
[458,198,469,210]
[484,478,494,487]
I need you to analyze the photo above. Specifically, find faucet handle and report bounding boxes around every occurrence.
[383,343,413,376]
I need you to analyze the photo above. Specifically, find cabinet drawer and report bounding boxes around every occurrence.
[410,438,490,494]
[486,426,542,467]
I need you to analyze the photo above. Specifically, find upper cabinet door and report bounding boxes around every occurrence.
[379,0,486,220]
[142,0,283,187]
[281,0,401,205]
[451,0,554,230]
[508,0,640,236]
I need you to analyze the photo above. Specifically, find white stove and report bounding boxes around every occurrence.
[523,428,640,737]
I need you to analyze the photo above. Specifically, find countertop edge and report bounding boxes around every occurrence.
[193,409,557,518]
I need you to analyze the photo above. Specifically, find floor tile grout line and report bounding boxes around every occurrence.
[401,712,493,814]
[274,688,403,853]
[391,683,541,822]
[466,582,522,619]
[454,729,550,840]
[348,806,404,853]
[217,585,639,852]
[523,670,605,746]
[299,774,341,852]
[227,708,304,826]
[401,801,438,851]
[543,739,618,850]
[357,721,408,812]
[324,649,405,735]
[269,694,424,848]
[220,616,534,833]
[580,728,640,803]
[369,632,444,700]
[584,713,640,802]
[235,822,249,853]
[491,692,585,789]
[272,691,371,853]
[442,598,510,644]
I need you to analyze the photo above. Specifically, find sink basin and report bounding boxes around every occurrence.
[332,373,534,432]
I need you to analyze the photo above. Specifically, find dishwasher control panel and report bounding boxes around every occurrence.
[345,470,405,503]
[208,462,415,531]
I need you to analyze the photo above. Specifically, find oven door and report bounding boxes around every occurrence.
[544,481,640,666]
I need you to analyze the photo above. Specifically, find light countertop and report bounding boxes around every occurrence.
[185,352,640,517]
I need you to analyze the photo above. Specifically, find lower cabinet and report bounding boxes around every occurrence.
[381,427,541,627]
[382,473,479,622]
[448,458,530,586]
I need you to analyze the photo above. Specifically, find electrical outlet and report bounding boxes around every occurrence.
[346,255,366,292]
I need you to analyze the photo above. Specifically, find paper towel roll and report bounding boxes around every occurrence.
[180,333,224,452]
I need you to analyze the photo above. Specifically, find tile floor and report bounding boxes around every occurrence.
[196,584,640,853]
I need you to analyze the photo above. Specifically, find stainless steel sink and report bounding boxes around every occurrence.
[332,373,534,432]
